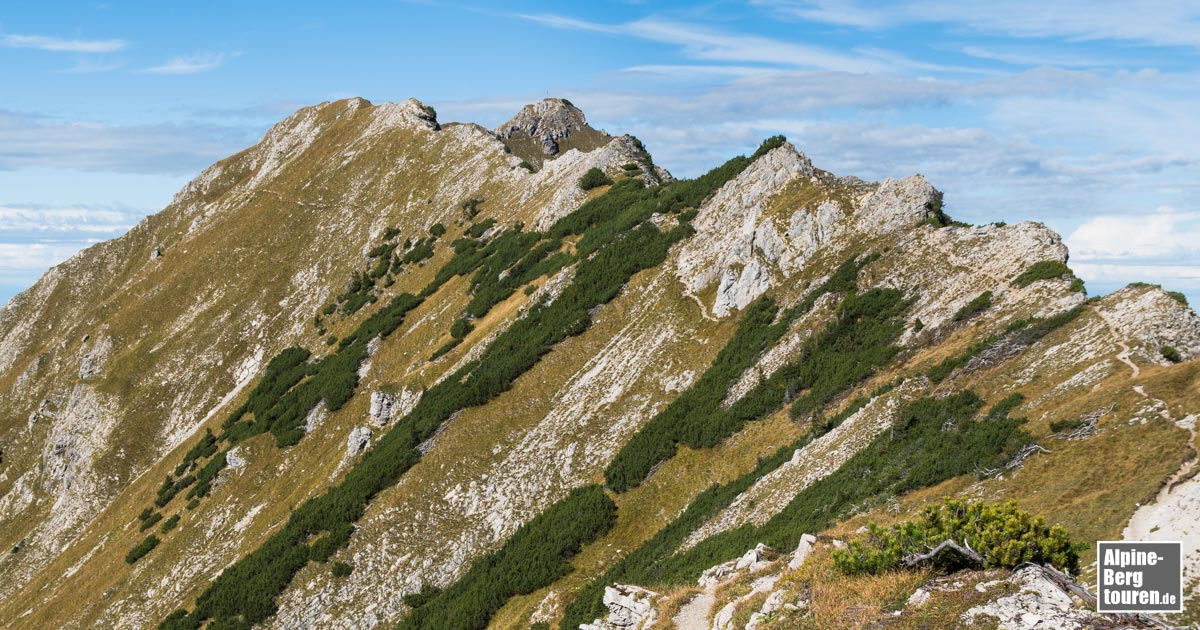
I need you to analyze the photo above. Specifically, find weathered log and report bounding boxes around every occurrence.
[901,539,983,567]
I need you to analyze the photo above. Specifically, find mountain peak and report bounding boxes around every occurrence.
[493,98,609,165]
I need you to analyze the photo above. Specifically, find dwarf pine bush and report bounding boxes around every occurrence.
[832,500,1080,575]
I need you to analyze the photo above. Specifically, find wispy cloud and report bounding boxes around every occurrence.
[0,202,152,305]
[516,13,899,73]
[0,109,259,175]
[59,59,123,74]
[0,242,83,272]
[142,52,231,75]
[754,0,1200,49]
[0,32,126,53]
[0,203,142,234]
[750,0,893,29]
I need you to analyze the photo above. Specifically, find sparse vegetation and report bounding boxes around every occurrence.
[565,389,1028,628]
[160,514,180,533]
[398,486,616,630]
[751,134,787,159]
[1049,418,1086,433]
[1162,345,1182,363]
[927,306,1084,383]
[139,512,163,531]
[1013,260,1075,288]
[641,390,1029,585]
[461,198,483,220]
[465,218,496,239]
[331,562,353,578]
[401,238,436,265]
[562,440,808,629]
[604,254,889,492]
[1167,290,1189,307]
[126,535,160,564]
[449,318,474,339]
[953,291,992,322]
[579,167,613,190]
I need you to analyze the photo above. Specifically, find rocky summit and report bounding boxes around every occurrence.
[0,97,1197,630]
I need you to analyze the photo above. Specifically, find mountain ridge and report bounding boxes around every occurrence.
[0,96,1196,629]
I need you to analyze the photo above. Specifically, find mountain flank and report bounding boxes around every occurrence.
[0,97,1197,630]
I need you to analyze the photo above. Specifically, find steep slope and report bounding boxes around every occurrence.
[0,96,662,626]
[0,98,1196,630]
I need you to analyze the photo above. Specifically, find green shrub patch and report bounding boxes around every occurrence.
[833,500,1079,575]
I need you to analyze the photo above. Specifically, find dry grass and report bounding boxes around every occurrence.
[646,585,702,630]
[768,545,928,628]
[755,545,1008,630]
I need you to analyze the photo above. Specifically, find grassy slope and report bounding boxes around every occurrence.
[0,100,600,627]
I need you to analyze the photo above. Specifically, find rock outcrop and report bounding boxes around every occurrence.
[494,98,603,159]
[581,585,660,630]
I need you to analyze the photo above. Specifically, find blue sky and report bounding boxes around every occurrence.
[2,1,1199,306]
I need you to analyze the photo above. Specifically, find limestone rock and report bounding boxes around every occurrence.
[906,587,930,608]
[346,426,372,457]
[1096,285,1200,363]
[369,391,397,425]
[494,98,596,157]
[581,584,660,630]
[964,565,1115,629]
[226,446,247,472]
[78,334,113,380]
[304,402,328,433]
[712,602,736,630]
[787,534,817,570]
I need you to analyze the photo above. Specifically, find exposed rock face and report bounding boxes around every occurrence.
[673,144,816,318]
[581,584,660,630]
[225,446,247,471]
[1096,285,1200,363]
[788,533,817,570]
[964,565,1116,629]
[304,402,328,433]
[494,98,599,157]
[369,391,397,425]
[673,143,942,318]
[878,220,1081,337]
[685,380,928,548]
[346,426,372,457]
[77,334,113,381]
[528,134,668,231]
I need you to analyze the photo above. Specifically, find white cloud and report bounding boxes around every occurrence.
[0,242,81,271]
[0,33,126,53]
[0,204,141,234]
[959,45,1112,69]
[1067,207,1200,261]
[1064,208,1200,301]
[516,13,919,73]
[0,109,258,174]
[142,52,230,75]
[750,0,893,29]
[754,0,1200,48]
[618,64,782,78]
